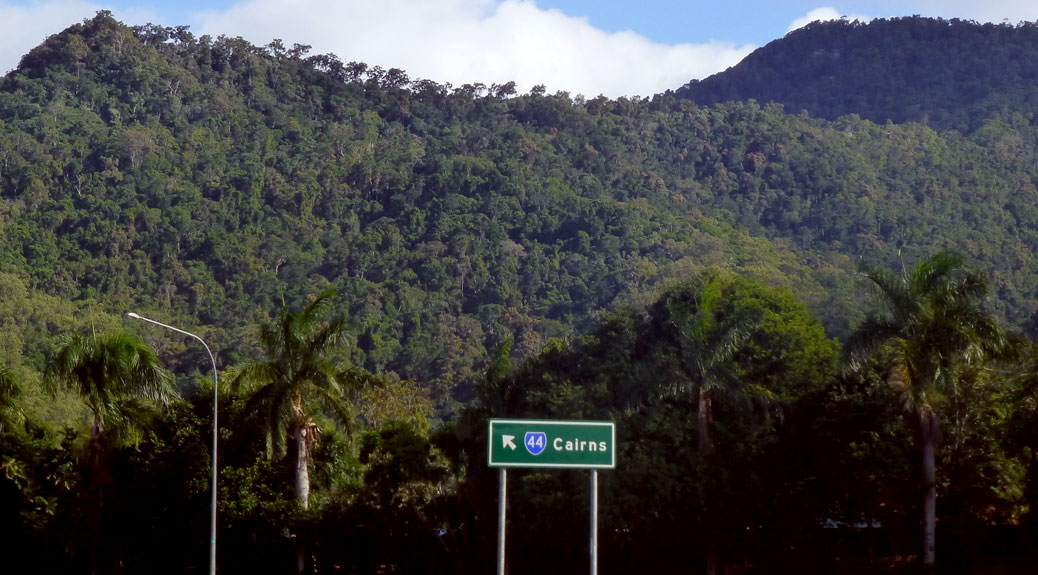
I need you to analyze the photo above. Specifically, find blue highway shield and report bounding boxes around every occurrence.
[524,431,547,455]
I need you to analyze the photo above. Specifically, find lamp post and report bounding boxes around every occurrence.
[127,312,218,575]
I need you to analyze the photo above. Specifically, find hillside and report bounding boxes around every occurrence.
[0,14,859,406]
[4,13,1038,575]
[4,13,1038,409]
[676,16,1038,133]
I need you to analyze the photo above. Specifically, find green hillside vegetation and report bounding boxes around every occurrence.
[677,16,1038,133]
[7,14,1038,392]
[0,13,870,406]
[2,12,1038,574]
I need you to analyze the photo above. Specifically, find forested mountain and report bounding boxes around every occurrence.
[5,14,1038,408]
[4,12,1038,575]
[0,12,865,409]
[676,16,1038,133]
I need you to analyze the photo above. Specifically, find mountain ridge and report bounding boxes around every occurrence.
[4,13,1038,408]
[676,16,1038,133]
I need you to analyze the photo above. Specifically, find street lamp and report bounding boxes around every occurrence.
[127,312,218,575]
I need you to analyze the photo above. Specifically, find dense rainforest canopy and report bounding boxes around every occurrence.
[2,12,1038,574]
[677,16,1038,133]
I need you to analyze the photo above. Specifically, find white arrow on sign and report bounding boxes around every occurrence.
[502,435,516,450]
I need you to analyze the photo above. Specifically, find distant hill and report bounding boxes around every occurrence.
[7,13,1038,412]
[676,17,1038,133]
[0,13,859,410]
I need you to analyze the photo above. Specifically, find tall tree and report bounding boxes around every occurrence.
[846,250,1006,570]
[48,331,177,476]
[231,289,371,574]
[651,273,762,455]
[47,330,176,574]
[649,274,763,575]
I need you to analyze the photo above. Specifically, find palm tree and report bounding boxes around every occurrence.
[48,330,177,463]
[654,274,762,455]
[651,274,764,575]
[232,290,369,510]
[846,251,1005,570]
[47,330,176,574]
[232,290,372,575]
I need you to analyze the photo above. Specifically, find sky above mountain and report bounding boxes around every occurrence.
[2,1,1037,97]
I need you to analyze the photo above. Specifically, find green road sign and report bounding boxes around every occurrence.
[488,419,616,469]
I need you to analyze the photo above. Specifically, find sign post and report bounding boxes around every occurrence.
[590,469,598,575]
[497,468,507,575]
[488,419,615,575]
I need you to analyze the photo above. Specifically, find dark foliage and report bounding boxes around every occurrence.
[677,17,1038,133]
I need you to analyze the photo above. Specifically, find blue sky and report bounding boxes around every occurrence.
[127,0,825,46]
[2,1,1037,96]
[540,0,823,45]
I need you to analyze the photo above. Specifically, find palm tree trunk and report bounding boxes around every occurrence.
[90,415,104,575]
[697,386,718,574]
[920,411,937,570]
[295,426,311,509]
[294,423,311,575]
[697,387,715,455]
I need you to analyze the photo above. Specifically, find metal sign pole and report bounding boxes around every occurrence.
[590,470,598,575]
[498,468,507,575]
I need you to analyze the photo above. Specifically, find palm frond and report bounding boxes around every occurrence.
[299,289,338,323]
[850,251,1005,415]
[0,363,22,405]
[230,362,284,395]
[864,266,914,321]
[47,331,175,430]
[265,385,293,459]
[107,397,159,447]
[844,315,903,368]
[912,250,963,296]
[303,317,350,363]
[238,288,372,461]
[312,383,357,438]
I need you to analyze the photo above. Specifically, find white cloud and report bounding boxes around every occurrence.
[787,7,872,34]
[192,0,755,97]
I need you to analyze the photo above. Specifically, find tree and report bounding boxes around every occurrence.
[47,330,176,574]
[651,273,763,455]
[1008,343,1038,527]
[231,289,372,574]
[644,274,764,575]
[48,331,177,472]
[846,250,1006,570]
